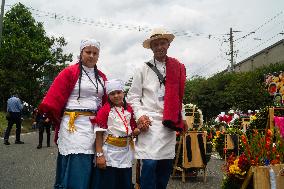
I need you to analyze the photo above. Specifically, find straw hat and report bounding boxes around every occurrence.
[142,28,175,49]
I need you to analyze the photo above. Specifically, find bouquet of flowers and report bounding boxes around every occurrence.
[212,127,242,159]
[222,129,284,189]
[222,153,250,189]
[241,129,283,166]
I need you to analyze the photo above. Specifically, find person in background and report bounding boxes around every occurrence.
[91,79,140,189]
[38,38,107,189]
[35,111,52,149]
[127,28,186,189]
[4,93,24,145]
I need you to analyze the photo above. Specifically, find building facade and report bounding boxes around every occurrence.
[233,39,284,72]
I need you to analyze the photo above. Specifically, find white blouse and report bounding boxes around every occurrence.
[127,59,177,160]
[58,65,104,156]
[94,106,134,168]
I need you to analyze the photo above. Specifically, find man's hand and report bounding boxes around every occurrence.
[137,115,151,132]
[96,156,106,169]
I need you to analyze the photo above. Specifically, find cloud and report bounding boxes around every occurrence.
[7,0,284,80]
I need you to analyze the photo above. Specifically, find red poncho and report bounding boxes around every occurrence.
[38,63,107,143]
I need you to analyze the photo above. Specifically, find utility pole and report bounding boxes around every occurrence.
[226,28,241,72]
[229,28,234,71]
[0,0,5,48]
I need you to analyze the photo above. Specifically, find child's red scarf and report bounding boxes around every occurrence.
[90,102,137,132]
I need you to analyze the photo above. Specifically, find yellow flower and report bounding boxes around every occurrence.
[250,115,256,121]
[228,159,246,176]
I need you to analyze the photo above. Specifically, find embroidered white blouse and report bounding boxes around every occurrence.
[57,65,104,156]
[127,59,177,160]
[94,106,134,168]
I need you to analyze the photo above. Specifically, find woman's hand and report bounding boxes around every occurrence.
[96,156,106,169]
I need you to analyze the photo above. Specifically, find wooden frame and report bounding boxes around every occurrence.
[172,131,207,182]
[241,164,284,189]
[224,134,239,162]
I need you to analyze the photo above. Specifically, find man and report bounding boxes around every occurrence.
[4,93,24,145]
[127,28,186,189]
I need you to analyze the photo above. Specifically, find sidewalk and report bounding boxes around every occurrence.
[0,132,224,189]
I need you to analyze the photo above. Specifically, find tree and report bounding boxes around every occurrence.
[185,61,284,121]
[0,3,72,110]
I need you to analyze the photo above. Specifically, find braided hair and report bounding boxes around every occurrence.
[77,55,105,100]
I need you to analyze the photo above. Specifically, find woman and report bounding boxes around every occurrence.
[39,39,107,189]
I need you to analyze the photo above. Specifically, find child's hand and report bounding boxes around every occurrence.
[137,115,151,132]
[96,156,106,169]
[133,128,141,136]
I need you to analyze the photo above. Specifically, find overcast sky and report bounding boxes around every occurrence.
[5,0,284,81]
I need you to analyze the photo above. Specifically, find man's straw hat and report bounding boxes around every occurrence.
[143,28,175,49]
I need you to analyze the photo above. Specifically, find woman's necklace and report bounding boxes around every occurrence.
[82,67,98,90]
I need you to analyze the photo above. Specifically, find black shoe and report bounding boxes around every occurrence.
[37,145,42,149]
[15,141,24,144]
[47,144,50,147]
[4,140,10,145]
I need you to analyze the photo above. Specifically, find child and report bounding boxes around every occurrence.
[90,79,140,189]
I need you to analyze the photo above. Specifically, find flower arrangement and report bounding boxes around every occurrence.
[212,127,242,159]
[222,153,250,189]
[241,129,284,166]
[222,129,284,189]
[212,130,225,158]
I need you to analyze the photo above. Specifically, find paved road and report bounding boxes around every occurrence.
[0,132,224,189]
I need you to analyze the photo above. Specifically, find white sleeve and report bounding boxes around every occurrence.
[94,124,107,133]
[127,66,147,121]
[181,105,186,121]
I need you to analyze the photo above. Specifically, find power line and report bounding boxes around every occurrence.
[236,19,284,60]
[5,4,227,41]
[189,54,224,77]
[234,10,283,43]
[237,32,283,60]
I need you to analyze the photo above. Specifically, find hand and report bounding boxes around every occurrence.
[137,115,151,132]
[133,128,141,136]
[96,156,106,169]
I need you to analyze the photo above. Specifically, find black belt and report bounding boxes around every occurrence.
[64,108,97,113]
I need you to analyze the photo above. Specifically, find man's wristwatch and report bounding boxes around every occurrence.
[96,152,104,157]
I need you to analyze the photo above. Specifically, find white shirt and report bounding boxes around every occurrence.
[127,59,176,160]
[58,65,104,155]
[94,106,134,168]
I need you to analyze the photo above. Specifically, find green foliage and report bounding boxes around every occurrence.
[221,176,245,189]
[185,61,284,120]
[0,3,72,110]
[0,111,33,136]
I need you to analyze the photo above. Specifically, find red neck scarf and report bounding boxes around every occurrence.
[162,56,186,131]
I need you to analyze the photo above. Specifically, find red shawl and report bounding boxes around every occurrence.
[90,102,137,132]
[162,57,186,131]
[38,63,107,144]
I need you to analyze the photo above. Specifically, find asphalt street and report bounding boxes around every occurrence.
[0,132,224,189]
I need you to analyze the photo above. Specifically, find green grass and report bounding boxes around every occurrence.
[0,112,34,137]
